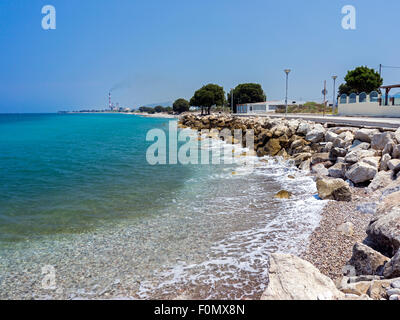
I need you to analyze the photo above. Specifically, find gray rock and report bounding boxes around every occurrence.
[392,144,400,159]
[348,243,390,276]
[330,147,347,159]
[367,171,394,193]
[328,162,347,179]
[346,162,378,184]
[389,294,399,300]
[380,154,392,171]
[311,163,329,176]
[356,202,377,215]
[348,140,370,152]
[361,157,380,169]
[388,159,400,171]
[395,127,400,144]
[371,132,395,150]
[323,141,333,152]
[297,122,311,135]
[367,207,400,257]
[383,141,395,156]
[306,127,325,143]
[325,131,338,143]
[355,128,380,143]
[391,279,400,288]
[333,138,347,149]
[387,288,400,296]
[311,153,331,165]
[384,250,400,279]
[345,149,377,164]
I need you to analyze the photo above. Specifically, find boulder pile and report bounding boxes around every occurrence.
[180,113,400,198]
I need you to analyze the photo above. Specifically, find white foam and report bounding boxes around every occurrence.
[136,137,327,299]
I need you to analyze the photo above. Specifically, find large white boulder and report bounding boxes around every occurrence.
[325,131,339,143]
[355,128,380,143]
[261,253,345,300]
[306,124,325,143]
[346,162,378,184]
[297,121,311,135]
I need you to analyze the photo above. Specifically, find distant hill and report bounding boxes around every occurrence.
[141,101,173,108]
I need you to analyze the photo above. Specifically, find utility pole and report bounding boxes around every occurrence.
[284,69,291,117]
[231,88,234,114]
[323,80,327,117]
[332,75,337,114]
[379,64,382,77]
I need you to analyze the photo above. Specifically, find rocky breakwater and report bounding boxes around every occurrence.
[179,113,400,300]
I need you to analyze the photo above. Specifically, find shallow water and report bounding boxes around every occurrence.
[0,114,326,299]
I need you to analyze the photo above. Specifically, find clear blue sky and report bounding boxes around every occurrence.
[1,0,400,113]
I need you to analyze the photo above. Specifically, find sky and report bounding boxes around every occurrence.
[1,0,400,113]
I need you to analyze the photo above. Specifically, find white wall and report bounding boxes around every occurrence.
[339,102,400,117]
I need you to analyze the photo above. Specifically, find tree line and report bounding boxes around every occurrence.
[172,83,266,115]
[139,66,384,115]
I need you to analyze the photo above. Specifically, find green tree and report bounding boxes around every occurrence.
[227,83,266,113]
[154,105,165,113]
[190,84,225,115]
[339,66,383,95]
[172,98,190,114]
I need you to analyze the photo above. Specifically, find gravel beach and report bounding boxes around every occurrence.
[301,187,378,281]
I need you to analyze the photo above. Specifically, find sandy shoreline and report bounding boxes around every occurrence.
[65,111,179,119]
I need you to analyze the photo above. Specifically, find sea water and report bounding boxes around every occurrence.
[0,113,325,299]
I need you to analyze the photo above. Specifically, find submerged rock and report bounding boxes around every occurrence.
[274,190,292,199]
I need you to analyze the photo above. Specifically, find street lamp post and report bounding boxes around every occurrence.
[284,69,291,117]
[230,88,234,114]
[332,75,338,114]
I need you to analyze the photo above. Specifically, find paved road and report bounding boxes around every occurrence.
[236,113,400,130]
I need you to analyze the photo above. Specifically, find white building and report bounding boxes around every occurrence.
[338,86,400,117]
[236,100,306,114]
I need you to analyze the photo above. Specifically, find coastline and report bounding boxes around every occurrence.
[179,112,400,300]
[63,111,179,119]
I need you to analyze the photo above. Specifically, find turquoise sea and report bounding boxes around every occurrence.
[0,113,325,299]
